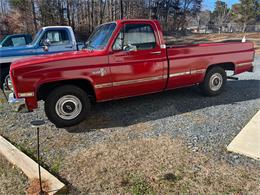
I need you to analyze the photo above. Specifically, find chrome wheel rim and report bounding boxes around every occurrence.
[209,73,223,91]
[55,95,82,120]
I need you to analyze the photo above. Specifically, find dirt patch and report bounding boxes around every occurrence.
[0,154,28,195]
[26,179,50,195]
[61,136,260,194]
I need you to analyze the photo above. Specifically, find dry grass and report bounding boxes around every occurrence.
[0,154,28,195]
[61,136,260,194]
[166,32,260,54]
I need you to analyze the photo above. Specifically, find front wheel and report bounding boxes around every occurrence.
[199,66,227,96]
[44,85,90,128]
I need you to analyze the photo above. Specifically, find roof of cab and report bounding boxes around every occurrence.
[115,19,158,24]
[42,26,72,30]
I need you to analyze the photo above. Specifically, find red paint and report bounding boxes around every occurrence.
[10,19,255,111]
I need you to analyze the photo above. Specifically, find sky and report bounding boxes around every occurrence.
[203,0,240,10]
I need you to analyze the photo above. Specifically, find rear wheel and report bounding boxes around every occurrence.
[44,85,90,127]
[200,66,227,96]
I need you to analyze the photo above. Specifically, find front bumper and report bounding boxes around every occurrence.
[3,87,28,112]
[9,92,27,112]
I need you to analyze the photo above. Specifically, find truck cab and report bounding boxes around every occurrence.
[0,34,32,48]
[0,26,83,88]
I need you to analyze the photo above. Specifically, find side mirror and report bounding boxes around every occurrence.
[43,39,51,46]
[82,41,89,50]
[85,41,89,47]
[123,44,137,52]
[42,39,50,52]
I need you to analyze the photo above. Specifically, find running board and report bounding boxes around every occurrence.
[227,76,239,80]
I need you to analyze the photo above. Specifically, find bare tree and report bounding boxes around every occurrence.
[212,0,232,33]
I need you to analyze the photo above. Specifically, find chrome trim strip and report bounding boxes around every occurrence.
[190,69,206,74]
[95,83,113,89]
[237,62,252,67]
[113,76,165,87]
[169,71,190,78]
[95,69,207,89]
[169,69,206,78]
[94,75,165,89]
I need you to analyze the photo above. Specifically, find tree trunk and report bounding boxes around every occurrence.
[66,0,71,26]
[31,0,37,33]
[242,22,247,33]
[91,0,94,31]
[120,0,123,19]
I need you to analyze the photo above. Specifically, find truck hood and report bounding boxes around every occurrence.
[0,44,35,57]
[11,50,105,69]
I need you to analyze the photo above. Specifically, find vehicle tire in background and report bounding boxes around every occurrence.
[0,64,10,89]
[44,85,90,128]
[199,66,227,96]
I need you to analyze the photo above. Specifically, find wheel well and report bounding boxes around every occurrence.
[207,62,235,72]
[0,63,11,89]
[37,79,96,102]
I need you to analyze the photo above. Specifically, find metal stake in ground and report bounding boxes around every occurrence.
[31,120,45,195]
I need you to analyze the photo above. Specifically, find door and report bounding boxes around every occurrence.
[37,29,76,54]
[109,22,168,98]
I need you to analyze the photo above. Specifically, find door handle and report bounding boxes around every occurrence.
[65,45,73,48]
[150,51,161,55]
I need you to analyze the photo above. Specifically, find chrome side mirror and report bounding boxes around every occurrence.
[123,44,137,52]
[43,39,51,46]
[42,39,51,52]
[82,41,89,50]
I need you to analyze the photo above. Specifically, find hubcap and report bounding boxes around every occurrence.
[209,73,223,91]
[55,95,82,120]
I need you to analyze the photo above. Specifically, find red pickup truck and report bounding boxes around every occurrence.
[6,19,254,127]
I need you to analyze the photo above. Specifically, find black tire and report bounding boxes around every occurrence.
[199,66,227,96]
[44,85,90,128]
[0,64,10,89]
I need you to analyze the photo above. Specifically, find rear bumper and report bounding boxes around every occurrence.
[248,65,254,72]
[235,63,254,74]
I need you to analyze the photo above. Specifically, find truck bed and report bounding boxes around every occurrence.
[165,42,255,89]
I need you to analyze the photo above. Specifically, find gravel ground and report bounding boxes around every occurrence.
[0,56,259,194]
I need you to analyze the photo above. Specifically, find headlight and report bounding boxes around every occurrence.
[5,75,14,91]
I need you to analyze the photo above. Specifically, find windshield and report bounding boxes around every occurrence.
[86,23,116,50]
[30,29,43,45]
[0,35,7,45]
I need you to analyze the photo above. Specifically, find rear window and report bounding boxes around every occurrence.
[113,23,156,51]
[12,37,26,46]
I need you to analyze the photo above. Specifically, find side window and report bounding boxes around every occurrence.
[113,24,156,51]
[113,31,123,50]
[2,38,13,47]
[41,30,70,45]
[11,37,26,46]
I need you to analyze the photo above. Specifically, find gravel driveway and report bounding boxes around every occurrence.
[0,56,259,194]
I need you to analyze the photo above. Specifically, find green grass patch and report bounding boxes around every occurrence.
[127,174,155,195]
[50,156,62,175]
